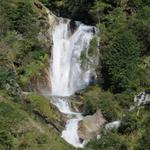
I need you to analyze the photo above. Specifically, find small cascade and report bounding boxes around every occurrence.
[62,115,84,148]
[50,97,85,147]
[49,18,96,147]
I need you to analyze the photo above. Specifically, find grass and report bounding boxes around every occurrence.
[0,91,75,150]
[26,92,62,122]
[79,85,123,121]
[20,53,48,85]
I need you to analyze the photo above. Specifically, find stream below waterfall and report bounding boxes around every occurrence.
[52,97,84,147]
[49,18,96,148]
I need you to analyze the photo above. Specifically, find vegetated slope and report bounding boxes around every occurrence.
[0,0,150,150]
[40,0,150,149]
[0,0,75,149]
[0,91,75,150]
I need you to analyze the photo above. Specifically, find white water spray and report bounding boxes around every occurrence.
[50,18,96,147]
[51,18,95,96]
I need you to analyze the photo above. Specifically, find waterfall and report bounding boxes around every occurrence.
[51,18,96,96]
[50,18,96,148]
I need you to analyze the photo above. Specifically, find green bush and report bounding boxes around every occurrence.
[137,128,150,150]
[119,113,139,134]
[86,130,128,150]
[114,92,135,110]
[26,92,62,122]
[96,90,123,121]
[0,68,20,95]
[102,31,141,92]
[0,129,13,149]
[82,86,123,121]
[130,6,150,55]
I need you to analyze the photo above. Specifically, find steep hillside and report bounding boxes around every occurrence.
[0,0,75,149]
[0,90,76,149]
[0,0,150,150]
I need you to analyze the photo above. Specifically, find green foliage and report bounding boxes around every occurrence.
[0,129,13,149]
[86,1,150,94]
[0,0,38,36]
[40,0,95,24]
[86,130,128,150]
[0,68,15,87]
[127,0,150,9]
[86,110,148,150]
[0,0,150,149]
[119,112,139,134]
[26,92,60,121]
[20,53,48,85]
[130,6,150,55]
[0,0,48,93]
[90,1,112,23]
[39,0,49,5]
[115,92,134,109]
[0,92,74,150]
[88,37,98,57]
[102,31,141,92]
[0,13,10,35]
[0,67,20,96]
[0,102,25,127]
[98,91,123,121]
[0,99,25,149]
[137,128,150,150]
[105,7,127,30]
[82,86,123,121]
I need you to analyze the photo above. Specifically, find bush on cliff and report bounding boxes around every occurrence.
[82,86,123,121]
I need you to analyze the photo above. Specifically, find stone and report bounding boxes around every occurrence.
[134,91,150,106]
[78,110,106,140]
[34,1,58,49]
[105,120,121,130]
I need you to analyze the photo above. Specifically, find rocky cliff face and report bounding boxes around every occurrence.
[34,1,58,50]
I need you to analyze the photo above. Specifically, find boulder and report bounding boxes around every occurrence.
[78,110,106,140]
[105,120,121,130]
[134,91,150,106]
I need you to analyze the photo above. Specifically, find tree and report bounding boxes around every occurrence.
[130,6,150,55]
[102,31,141,92]
[137,128,150,150]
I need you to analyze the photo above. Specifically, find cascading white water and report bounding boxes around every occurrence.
[50,18,96,148]
[51,18,95,96]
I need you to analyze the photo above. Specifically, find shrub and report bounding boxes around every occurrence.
[137,128,150,150]
[102,31,141,93]
[86,130,128,150]
[118,112,139,134]
[130,6,150,55]
[82,86,123,121]
[0,129,13,149]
